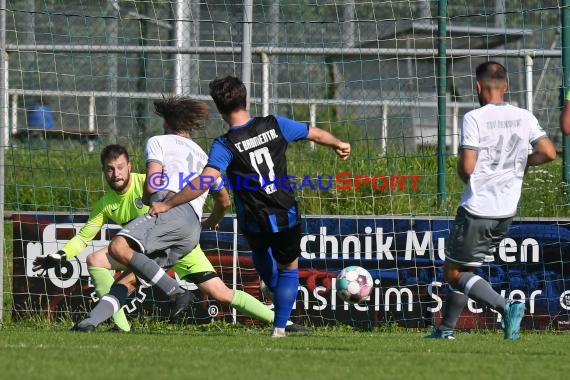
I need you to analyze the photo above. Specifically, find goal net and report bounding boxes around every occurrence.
[4,0,570,331]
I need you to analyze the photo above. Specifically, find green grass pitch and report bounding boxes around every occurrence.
[1,322,569,380]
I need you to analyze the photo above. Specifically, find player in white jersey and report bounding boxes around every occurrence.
[73,97,218,331]
[428,61,556,340]
[459,103,546,218]
[145,133,211,220]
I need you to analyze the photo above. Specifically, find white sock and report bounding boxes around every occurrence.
[272,327,286,338]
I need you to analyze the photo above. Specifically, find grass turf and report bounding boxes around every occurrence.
[1,323,569,380]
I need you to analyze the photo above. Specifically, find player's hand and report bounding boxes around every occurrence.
[335,142,351,160]
[32,250,67,276]
[201,218,219,230]
[148,201,172,216]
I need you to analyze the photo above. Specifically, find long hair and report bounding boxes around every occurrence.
[153,96,209,136]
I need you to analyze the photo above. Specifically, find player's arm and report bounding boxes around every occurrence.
[202,186,231,229]
[32,203,106,275]
[148,166,221,216]
[527,137,556,167]
[457,113,479,184]
[306,127,350,160]
[457,148,477,184]
[143,160,164,205]
[275,115,350,160]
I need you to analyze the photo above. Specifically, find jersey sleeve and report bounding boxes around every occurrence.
[460,113,480,150]
[206,136,233,173]
[61,199,107,259]
[528,113,547,145]
[274,115,309,143]
[144,136,164,164]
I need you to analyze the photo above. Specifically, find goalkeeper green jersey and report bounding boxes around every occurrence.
[61,173,148,259]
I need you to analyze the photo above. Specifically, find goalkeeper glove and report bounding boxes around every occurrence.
[32,250,67,276]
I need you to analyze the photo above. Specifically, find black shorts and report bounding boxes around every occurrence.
[244,224,301,265]
[182,271,219,285]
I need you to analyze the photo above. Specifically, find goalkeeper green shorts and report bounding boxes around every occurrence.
[171,244,218,284]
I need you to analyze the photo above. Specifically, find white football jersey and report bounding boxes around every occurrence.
[145,134,219,219]
[459,103,546,218]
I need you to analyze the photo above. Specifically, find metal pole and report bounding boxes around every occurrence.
[452,102,459,156]
[175,0,200,95]
[88,96,95,152]
[2,54,7,146]
[241,0,253,110]
[232,218,238,324]
[261,52,269,116]
[381,101,388,155]
[5,45,560,58]
[107,0,118,143]
[309,103,316,150]
[268,0,280,103]
[437,0,447,208]
[11,93,16,138]
[525,55,533,113]
[89,96,95,133]
[0,0,6,321]
[562,1,570,185]
[175,0,191,95]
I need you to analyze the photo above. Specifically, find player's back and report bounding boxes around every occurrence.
[145,134,210,218]
[223,115,299,232]
[460,103,545,218]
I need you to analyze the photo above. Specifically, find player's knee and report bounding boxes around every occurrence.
[108,237,129,261]
[199,278,233,304]
[86,253,97,267]
[86,249,108,267]
[443,267,462,287]
[108,239,120,257]
[444,274,460,288]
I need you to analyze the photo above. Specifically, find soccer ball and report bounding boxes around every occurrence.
[336,266,373,304]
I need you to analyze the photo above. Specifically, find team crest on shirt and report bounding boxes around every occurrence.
[135,197,144,209]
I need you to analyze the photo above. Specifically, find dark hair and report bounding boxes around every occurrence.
[100,144,129,167]
[209,76,247,115]
[476,61,507,84]
[153,96,209,135]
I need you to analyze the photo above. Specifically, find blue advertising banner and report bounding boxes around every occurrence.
[12,213,570,330]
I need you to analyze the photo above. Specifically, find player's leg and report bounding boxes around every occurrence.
[173,246,307,331]
[425,261,470,339]
[441,209,521,339]
[174,246,275,323]
[111,209,194,298]
[246,234,278,293]
[268,225,301,338]
[439,283,468,333]
[444,213,508,315]
[73,271,138,332]
[86,248,131,332]
[466,216,524,340]
[136,203,202,318]
[430,207,479,339]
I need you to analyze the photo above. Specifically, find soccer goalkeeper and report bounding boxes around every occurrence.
[33,143,307,333]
